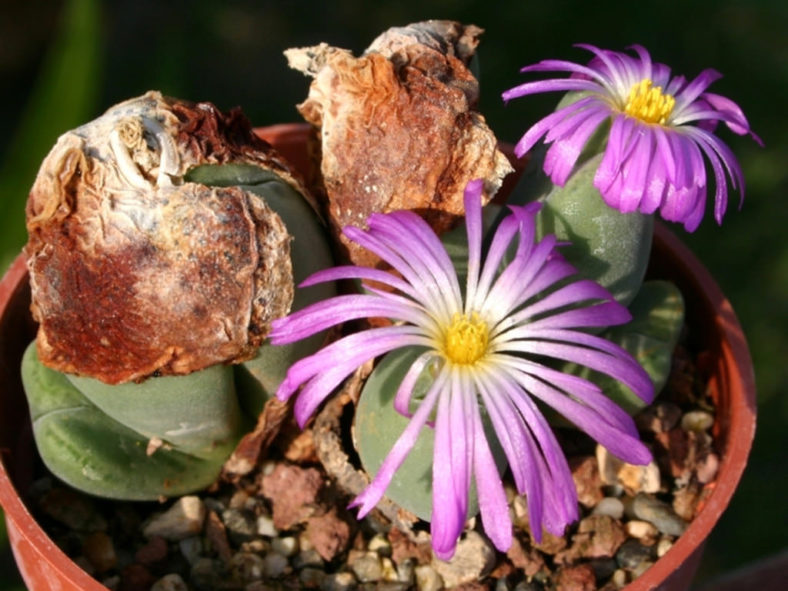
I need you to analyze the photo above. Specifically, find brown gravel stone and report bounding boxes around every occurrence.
[506,535,545,577]
[118,564,155,591]
[556,515,627,565]
[305,508,353,561]
[260,463,323,529]
[555,563,597,591]
[388,526,434,566]
[570,455,604,508]
[82,531,117,573]
[205,510,233,564]
[134,535,168,566]
[672,483,702,521]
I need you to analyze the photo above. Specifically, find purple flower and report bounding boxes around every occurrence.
[270,180,653,559]
[502,44,762,231]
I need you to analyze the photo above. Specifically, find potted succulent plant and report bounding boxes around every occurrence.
[1,20,757,591]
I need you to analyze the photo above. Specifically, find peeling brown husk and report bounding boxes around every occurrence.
[25,91,308,384]
[286,20,513,268]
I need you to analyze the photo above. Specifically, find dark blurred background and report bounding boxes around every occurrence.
[1,0,786,589]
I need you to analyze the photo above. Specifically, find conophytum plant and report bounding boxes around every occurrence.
[21,92,335,500]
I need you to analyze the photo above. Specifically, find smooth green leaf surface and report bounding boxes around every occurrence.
[21,343,241,500]
[536,154,653,306]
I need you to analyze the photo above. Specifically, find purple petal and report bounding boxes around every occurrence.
[512,98,595,158]
[300,265,416,299]
[468,389,512,552]
[699,92,763,144]
[277,326,429,425]
[270,294,430,345]
[502,78,599,103]
[393,350,439,417]
[349,368,447,517]
[430,374,467,560]
[463,179,485,312]
[544,108,611,185]
[511,369,652,465]
[475,370,544,528]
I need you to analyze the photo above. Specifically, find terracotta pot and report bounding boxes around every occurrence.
[0,124,757,591]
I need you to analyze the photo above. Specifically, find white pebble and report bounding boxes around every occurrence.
[256,515,278,537]
[415,565,444,591]
[657,537,674,557]
[264,551,291,578]
[272,535,299,557]
[151,573,188,591]
[593,497,625,519]
[143,496,206,541]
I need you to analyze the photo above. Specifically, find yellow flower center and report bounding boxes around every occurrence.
[624,78,675,125]
[443,313,489,365]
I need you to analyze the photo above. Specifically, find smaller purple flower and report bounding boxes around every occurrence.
[270,180,654,559]
[502,44,762,231]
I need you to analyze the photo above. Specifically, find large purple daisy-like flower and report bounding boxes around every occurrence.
[502,44,761,231]
[270,180,653,559]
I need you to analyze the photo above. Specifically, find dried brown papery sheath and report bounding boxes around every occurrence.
[286,20,513,268]
[25,91,304,384]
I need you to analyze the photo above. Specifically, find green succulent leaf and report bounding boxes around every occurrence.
[565,280,685,415]
[21,342,241,500]
[353,346,505,522]
[185,164,336,415]
[535,153,653,307]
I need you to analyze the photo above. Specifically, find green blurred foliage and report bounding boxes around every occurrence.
[1,0,786,588]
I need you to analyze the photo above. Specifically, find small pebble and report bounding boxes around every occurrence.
[615,539,655,569]
[229,552,265,582]
[589,557,618,581]
[369,533,393,556]
[300,567,327,587]
[596,445,660,493]
[150,573,188,591]
[513,583,540,591]
[381,557,399,582]
[631,493,688,536]
[495,577,511,591]
[294,548,325,570]
[222,508,258,542]
[263,551,291,578]
[82,531,117,573]
[178,537,203,565]
[681,410,714,432]
[656,537,674,558]
[611,568,628,587]
[631,560,654,578]
[432,531,496,587]
[101,575,121,590]
[38,487,108,532]
[625,520,658,540]
[414,565,444,591]
[696,453,720,483]
[592,497,624,519]
[272,535,299,557]
[321,571,357,591]
[256,515,278,537]
[143,496,206,541]
[351,551,384,582]
[396,558,415,585]
[190,557,222,590]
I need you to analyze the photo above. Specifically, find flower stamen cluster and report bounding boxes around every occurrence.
[624,78,675,124]
[442,312,489,365]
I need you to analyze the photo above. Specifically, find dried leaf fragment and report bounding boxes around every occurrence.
[25,91,304,384]
[286,20,513,267]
